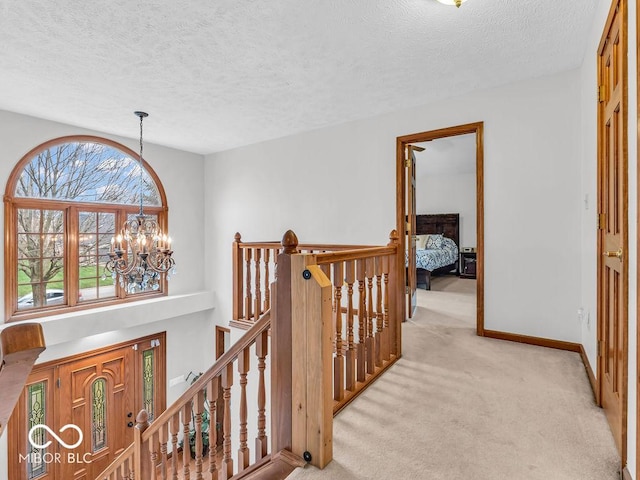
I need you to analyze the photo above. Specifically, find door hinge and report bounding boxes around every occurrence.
[56,378,61,388]
[598,213,606,230]
[406,221,411,232]
[598,85,606,103]
[405,286,410,294]
[405,157,411,168]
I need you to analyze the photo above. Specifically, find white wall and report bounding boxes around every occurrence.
[206,68,583,342]
[0,110,215,479]
[415,171,477,248]
[580,0,638,476]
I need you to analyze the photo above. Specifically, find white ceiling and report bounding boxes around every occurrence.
[0,0,597,155]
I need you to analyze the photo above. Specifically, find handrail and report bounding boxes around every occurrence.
[0,322,46,437]
[313,246,397,265]
[141,309,271,443]
[93,443,134,480]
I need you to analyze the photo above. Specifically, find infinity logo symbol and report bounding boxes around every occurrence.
[28,424,83,449]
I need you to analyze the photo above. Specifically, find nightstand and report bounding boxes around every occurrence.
[459,251,477,279]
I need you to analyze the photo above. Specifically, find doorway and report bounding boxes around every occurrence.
[8,333,166,480]
[396,122,484,334]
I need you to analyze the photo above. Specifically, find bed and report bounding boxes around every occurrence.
[411,213,460,290]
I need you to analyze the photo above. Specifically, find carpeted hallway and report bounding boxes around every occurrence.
[288,276,620,480]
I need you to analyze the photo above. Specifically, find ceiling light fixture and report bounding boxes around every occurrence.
[105,111,176,293]
[436,0,467,7]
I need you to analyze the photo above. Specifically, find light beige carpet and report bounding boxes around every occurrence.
[288,276,620,480]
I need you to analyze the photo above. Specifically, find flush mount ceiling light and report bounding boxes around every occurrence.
[436,0,468,7]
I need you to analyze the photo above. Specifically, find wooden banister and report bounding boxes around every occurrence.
[0,322,46,437]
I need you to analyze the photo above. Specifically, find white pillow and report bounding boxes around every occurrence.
[415,234,429,249]
[424,234,444,249]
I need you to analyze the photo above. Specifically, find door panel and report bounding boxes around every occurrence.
[57,346,134,479]
[597,0,627,464]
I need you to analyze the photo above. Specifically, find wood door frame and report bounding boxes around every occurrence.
[8,332,167,480]
[596,0,628,468]
[396,122,484,334]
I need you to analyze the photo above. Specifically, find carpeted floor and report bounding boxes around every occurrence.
[288,276,620,480]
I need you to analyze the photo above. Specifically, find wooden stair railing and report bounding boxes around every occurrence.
[96,230,335,480]
[233,229,403,415]
[231,233,383,329]
[0,322,46,437]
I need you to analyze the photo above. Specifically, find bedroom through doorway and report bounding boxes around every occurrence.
[396,122,484,334]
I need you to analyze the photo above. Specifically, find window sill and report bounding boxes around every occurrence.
[0,291,215,348]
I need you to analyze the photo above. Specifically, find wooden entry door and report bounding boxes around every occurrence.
[9,333,166,480]
[56,345,135,479]
[597,0,627,464]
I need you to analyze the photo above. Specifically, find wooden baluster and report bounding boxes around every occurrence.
[232,233,243,321]
[135,410,151,480]
[207,377,219,478]
[333,261,345,401]
[148,431,159,480]
[254,248,262,318]
[194,391,205,480]
[255,330,269,460]
[264,249,271,311]
[356,259,367,382]
[159,423,169,480]
[181,404,191,479]
[382,254,391,362]
[320,264,331,282]
[170,413,180,480]
[375,256,384,367]
[244,248,253,322]
[121,457,130,480]
[222,363,234,480]
[345,260,356,391]
[238,347,251,470]
[366,257,376,375]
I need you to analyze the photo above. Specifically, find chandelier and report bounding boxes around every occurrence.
[104,111,176,293]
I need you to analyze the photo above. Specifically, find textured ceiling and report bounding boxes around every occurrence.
[0,0,597,154]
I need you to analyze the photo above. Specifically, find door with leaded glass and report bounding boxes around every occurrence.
[8,333,166,480]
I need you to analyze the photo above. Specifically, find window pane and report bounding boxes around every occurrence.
[27,381,48,479]
[16,209,65,310]
[79,211,117,303]
[142,349,155,421]
[16,142,161,206]
[92,379,107,452]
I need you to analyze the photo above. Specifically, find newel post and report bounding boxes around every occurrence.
[270,230,298,454]
[271,230,333,469]
[387,229,401,357]
[134,409,151,480]
[232,232,243,321]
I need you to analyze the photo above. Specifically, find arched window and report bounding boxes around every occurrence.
[4,136,169,321]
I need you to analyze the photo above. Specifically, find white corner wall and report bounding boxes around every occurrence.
[580,0,638,476]
[205,69,583,342]
[0,110,214,479]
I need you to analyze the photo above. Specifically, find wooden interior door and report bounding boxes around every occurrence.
[597,0,627,464]
[57,346,135,480]
[406,145,418,318]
